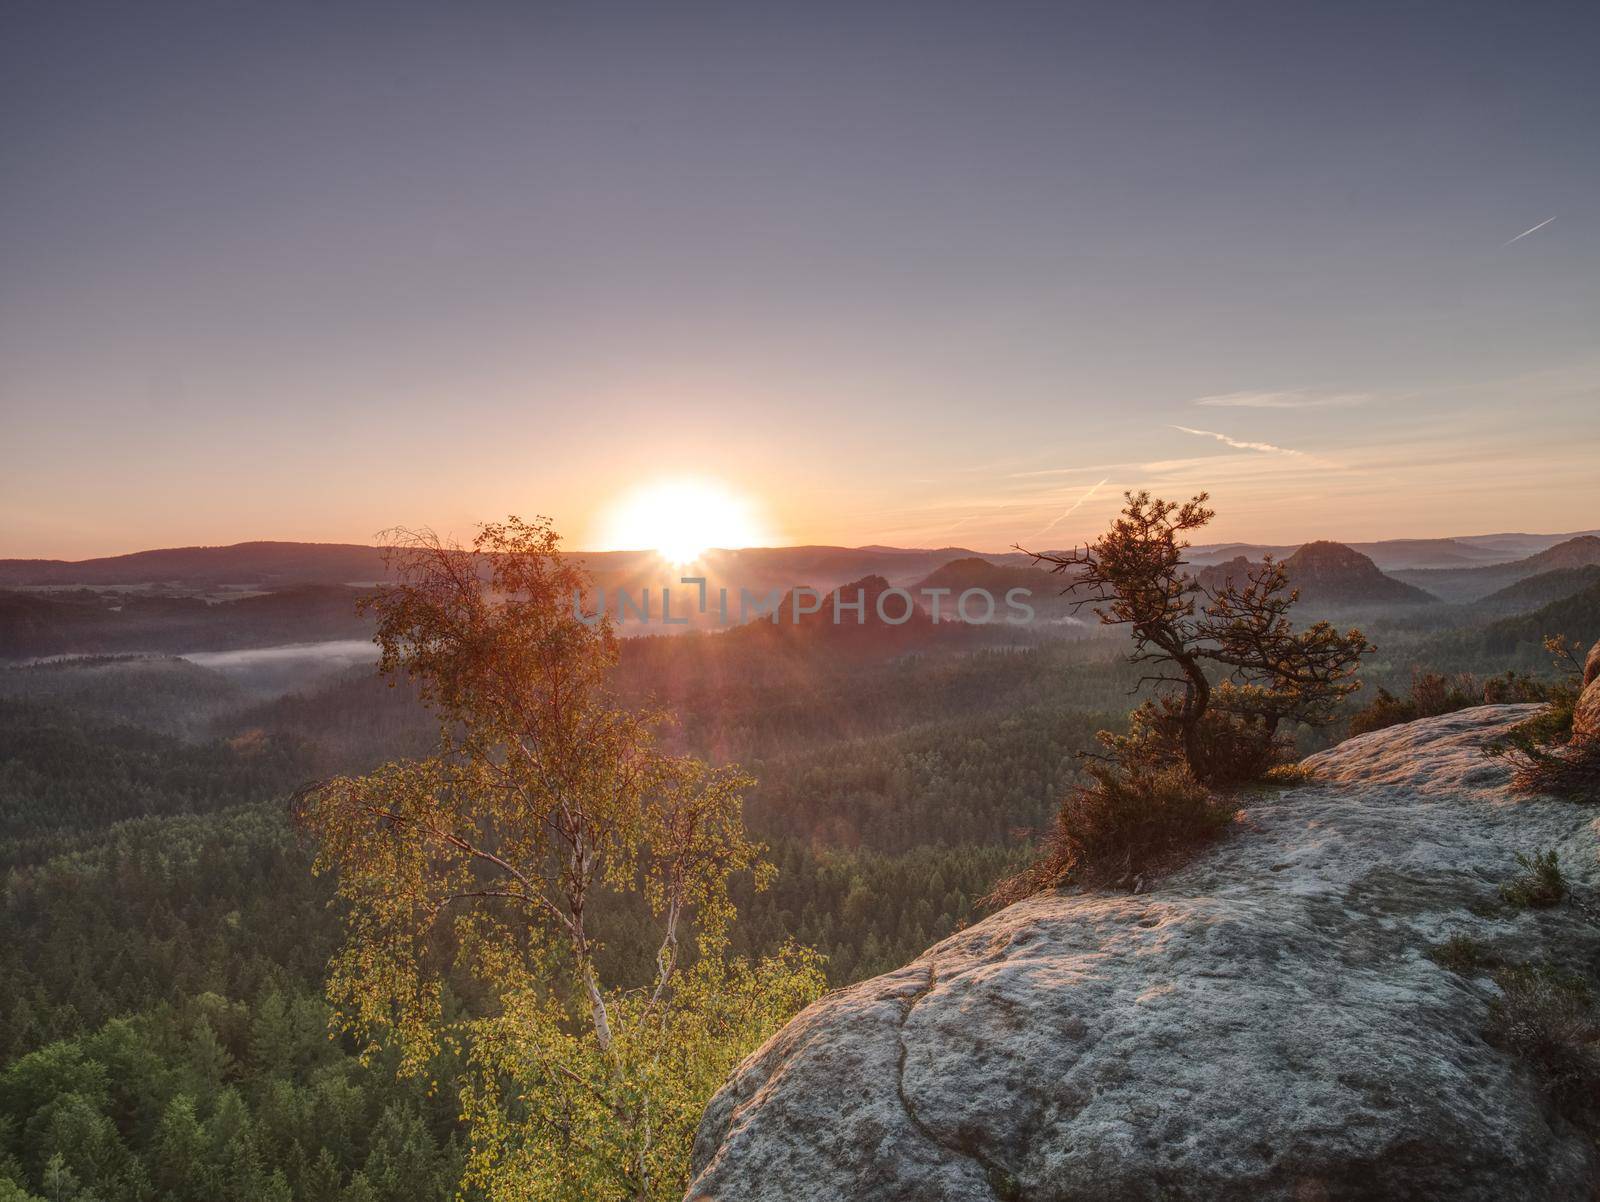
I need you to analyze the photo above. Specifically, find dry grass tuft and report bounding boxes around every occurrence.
[1260,762,1315,786]
[1505,738,1600,800]
[1488,965,1600,1115]
[1430,934,1494,974]
[984,758,1235,905]
[1499,851,1567,909]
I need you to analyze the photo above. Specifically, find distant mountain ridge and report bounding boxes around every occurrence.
[914,557,1055,595]
[0,541,392,587]
[4,529,1594,592]
[1481,577,1600,656]
[0,540,1035,591]
[1393,536,1600,603]
[1188,529,1600,571]
[1474,565,1600,615]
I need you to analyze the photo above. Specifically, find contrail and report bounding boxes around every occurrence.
[1504,216,1555,246]
[1035,478,1109,539]
[1172,425,1303,456]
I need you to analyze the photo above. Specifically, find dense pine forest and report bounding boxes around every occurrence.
[1,568,1593,1201]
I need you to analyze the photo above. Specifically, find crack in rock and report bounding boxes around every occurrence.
[894,961,1018,1201]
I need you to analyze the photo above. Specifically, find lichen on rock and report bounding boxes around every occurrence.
[688,706,1600,1201]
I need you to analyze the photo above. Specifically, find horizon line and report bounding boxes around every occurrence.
[5,527,1600,565]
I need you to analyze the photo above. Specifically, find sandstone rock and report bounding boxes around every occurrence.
[689,706,1600,1201]
[1584,638,1600,687]
[1574,675,1600,744]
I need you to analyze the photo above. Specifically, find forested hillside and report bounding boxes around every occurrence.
[0,627,1137,1201]
[0,570,1586,1201]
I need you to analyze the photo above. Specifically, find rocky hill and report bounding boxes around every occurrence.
[1195,541,1436,609]
[1281,540,1438,605]
[723,574,974,659]
[689,706,1599,1200]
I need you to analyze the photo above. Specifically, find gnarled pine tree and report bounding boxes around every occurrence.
[295,518,821,1201]
[1023,491,1372,784]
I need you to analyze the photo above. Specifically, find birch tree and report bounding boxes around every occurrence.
[295,518,821,1200]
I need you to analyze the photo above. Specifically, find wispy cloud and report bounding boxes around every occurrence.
[1171,425,1304,456]
[1139,455,1240,474]
[1504,216,1555,246]
[1033,477,1110,538]
[1006,461,1133,479]
[1193,390,1374,410]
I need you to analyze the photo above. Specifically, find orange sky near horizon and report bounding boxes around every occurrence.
[5,5,1599,562]
[8,397,1599,563]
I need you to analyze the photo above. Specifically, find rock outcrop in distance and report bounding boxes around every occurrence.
[1196,541,1437,609]
[689,706,1600,1201]
[725,575,960,655]
[1279,540,1439,605]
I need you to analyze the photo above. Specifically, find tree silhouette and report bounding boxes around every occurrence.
[1022,491,1371,783]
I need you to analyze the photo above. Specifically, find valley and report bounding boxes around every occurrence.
[1,528,1595,1199]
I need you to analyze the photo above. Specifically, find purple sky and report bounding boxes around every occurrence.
[4,0,1597,557]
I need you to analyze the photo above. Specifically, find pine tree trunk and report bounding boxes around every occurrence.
[1176,653,1211,780]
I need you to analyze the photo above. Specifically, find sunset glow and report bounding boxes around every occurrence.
[7,7,1600,1200]
[600,478,770,565]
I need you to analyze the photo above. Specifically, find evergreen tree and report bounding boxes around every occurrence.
[152,1096,207,1202]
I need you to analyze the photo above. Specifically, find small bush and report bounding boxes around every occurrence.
[1482,670,1552,705]
[1347,687,1418,736]
[1188,708,1295,786]
[1488,964,1600,1114]
[1499,851,1567,909]
[1486,680,1596,800]
[1408,670,1486,715]
[1348,670,1489,736]
[1484,636,1596,799]
[1494,680,1580,748]
[1104,696,1293,789]
[1430,934,1493,974]
[1503,740,1600,799]
[985,757,1234,904]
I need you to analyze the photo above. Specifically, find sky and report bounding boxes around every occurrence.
[3,0,1598,559]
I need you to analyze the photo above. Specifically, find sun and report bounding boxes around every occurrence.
[599,477,770,565]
